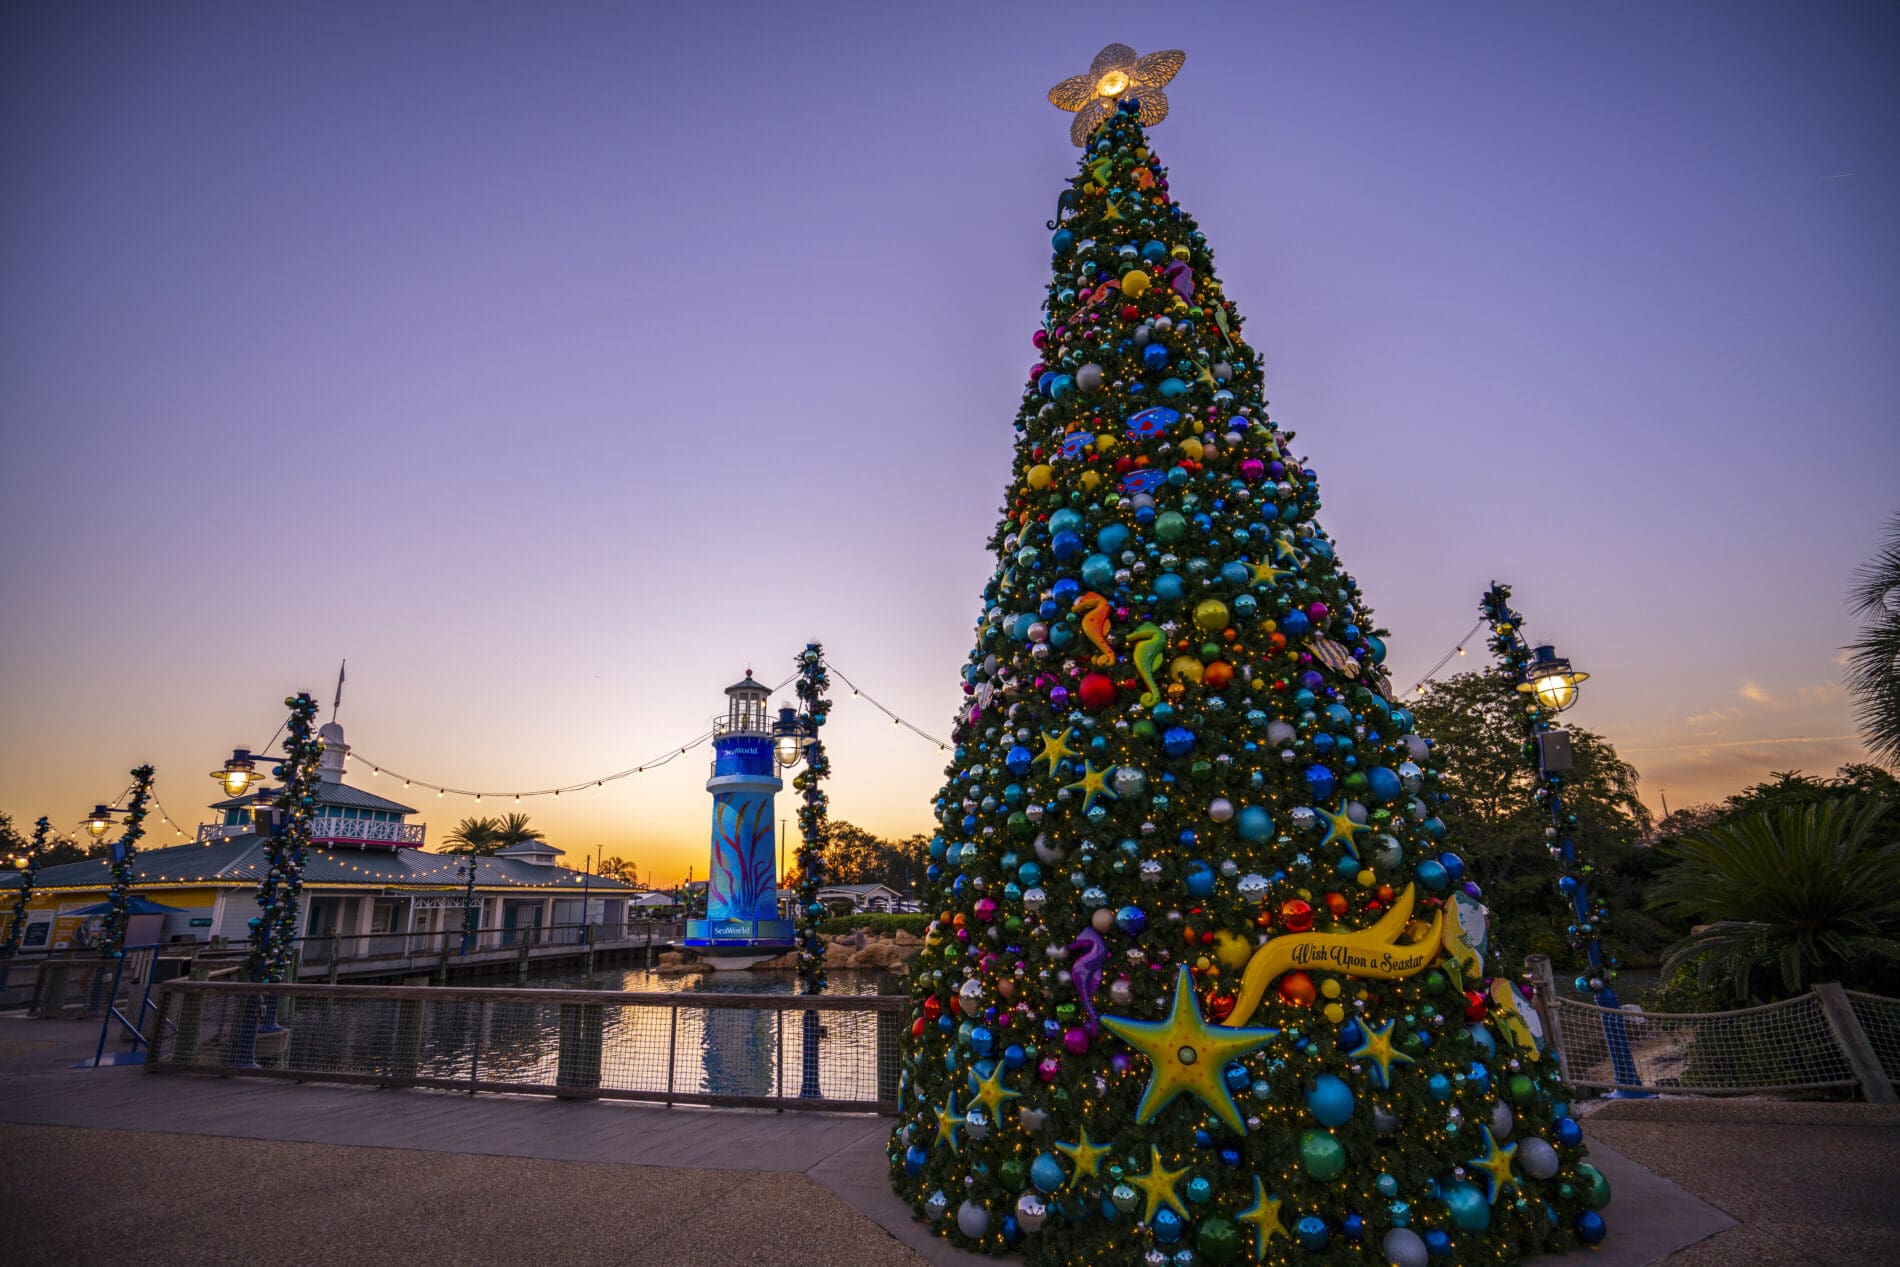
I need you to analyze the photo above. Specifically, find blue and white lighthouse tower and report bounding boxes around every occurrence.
[685,671,795,962]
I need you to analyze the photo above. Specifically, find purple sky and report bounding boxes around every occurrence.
[4,2,1896,881]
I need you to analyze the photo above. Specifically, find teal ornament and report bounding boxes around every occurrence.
[1236,806,1273,843]
[1305,1074,1354,1126]
[1031,1153,1066,1193]
[1440,1181,1491,1232]
[1154,1208,1185,1242]
[1295,1216,1329,1250]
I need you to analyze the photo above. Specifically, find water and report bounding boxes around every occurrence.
[270,966,907,1104]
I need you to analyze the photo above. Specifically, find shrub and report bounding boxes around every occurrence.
[819,912,931,936]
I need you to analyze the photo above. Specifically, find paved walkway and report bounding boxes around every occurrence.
[1,1014,1830,1267]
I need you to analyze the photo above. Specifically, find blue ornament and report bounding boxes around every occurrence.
[1157,377,1188,398]
[1186,1176,1212,1205]
[1051,530,1083,561]
[1556,1116,1583,1147]
[1006,746,1033,776]
[1142,342,1171,371]
[1114,905,1148,935]
[1428,1073,1453,1101]
[1220,561,1251,588]
[1376,1173,1399,1198]
[1575,1212,1607,1244]
[1415,859,1449,892]
[1162,726,1197,757]
[1224,1061,1251,1092]
[1154,572,1186,602]
[1236,805,1274,842]
[1031,1153,1066,1193]
[1342,1212,1364,1239]
[905,1145,928,1176]
[1081,553,1116,589]
[1295,1217,1329,1250]
[1184,863,1215,898]
[1152,1207,1184,1243]
[1465,1024,1497,1057]
[1306,1073,1355,1126]
[1303,764,1337,801]
[1141,239,1169,262]
[1438,851,1466,882]
[1366,766,1402,802]
[1424,1230,1451,1257]
[1053,229,1075,253]
[1281,609,1311,637]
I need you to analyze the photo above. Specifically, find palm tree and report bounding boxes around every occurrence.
[441,815,503,856]
[1650,798,1900,1003]
[1846,511,1900,767]
[493,812,544,851]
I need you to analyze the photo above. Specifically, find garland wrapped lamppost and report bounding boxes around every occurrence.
[2,817,52,959]
[1480,582,1644,1092]
[233,694,325,984]
[94,766,155,958]
[460,856,480,955]
[774,643,831,1098]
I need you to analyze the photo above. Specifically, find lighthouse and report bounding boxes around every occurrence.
[684,671,796,964]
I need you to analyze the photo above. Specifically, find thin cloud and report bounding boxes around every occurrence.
[1739,680,1774,704]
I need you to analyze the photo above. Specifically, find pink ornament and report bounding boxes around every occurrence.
[1029,362,1045,381]
[1038,1057,1062,1083]
[1240,458,1265,482]
[1307,602,1329,623]
[955,926,970,944]
[975,898,996,924]
[1032,330,1048,349]
[1063,1026,1091,1055]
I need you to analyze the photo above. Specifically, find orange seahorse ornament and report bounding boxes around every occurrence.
[1072,591,1115,667]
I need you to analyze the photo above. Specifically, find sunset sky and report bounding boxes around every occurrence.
[3,2,1895,883]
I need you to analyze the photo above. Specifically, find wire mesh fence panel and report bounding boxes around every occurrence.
[1553,994,1856,1094]
[1846,991,1900,1085]
[151,982,907,1111]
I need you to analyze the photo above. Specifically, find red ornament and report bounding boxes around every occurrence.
[911,1017,926,1038]
[1120,304,1139,320]
[923,995,943,1023]
[1463,989,1488,1022]
[1203,661,1234,690]
[1323,892,1349,919]
[1279,899,1314,933]
[1078,672,1117,710]
[1278,971,1317,1007]
[1205,990,1237,1022]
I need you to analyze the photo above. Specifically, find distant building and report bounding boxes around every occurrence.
[0,721,636,953]
[815,882,903,913]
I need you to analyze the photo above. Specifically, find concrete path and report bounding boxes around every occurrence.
[0,1014,1756,1267]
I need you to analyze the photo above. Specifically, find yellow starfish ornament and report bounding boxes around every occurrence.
[1468,1125,1518,1203]
[1250,558,1292,587]
[934,1090,963,1151]
[969,1059,1021,1116]
[1048,44,1187,147]
[1036,727,1077,775]
[1315,804,1372,858]
[1237,1176,1289,1259]
[1346,1017,1416,1090]
[1054,1125,1114,1186]
[1065,759,1117,814]
[1100,966,1279,1133]
[1129,1144,1192,1223]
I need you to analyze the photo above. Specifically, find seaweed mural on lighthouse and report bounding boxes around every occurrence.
[709,783,777,924]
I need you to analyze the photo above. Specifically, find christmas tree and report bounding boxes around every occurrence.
[889,46,1609,1266]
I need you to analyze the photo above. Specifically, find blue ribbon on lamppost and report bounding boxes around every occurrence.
[1480,583,1647,1095]
[2,817,52,959]
[776,643,831,1097]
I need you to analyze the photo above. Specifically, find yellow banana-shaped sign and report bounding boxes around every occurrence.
[1222,884,1444,1028]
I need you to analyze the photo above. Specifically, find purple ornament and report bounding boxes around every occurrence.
[1063,1026,1091,1055]
[1068,927,1108,1032]
[1049,685,1070,709]
[1240,458,1265,481]
[1039,1056,1062,1083]
[1307,602,1329,623]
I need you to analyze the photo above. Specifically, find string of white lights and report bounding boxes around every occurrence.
[1401,618,1487,700]
[824,661,951,750]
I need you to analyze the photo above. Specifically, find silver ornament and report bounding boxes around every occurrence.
[1371,1105,1401,1137]
[925,1190,949,1220]
[1017,1107,1048,1132]
[1208,797,1235,822]
[1382,1227,1429,1267]
[1238,872,1269,899]
[1016,1192,1049,1233]
[1519,1136,1560,1180]
[957,1200,991,1239]
[1490,1101,1514,1140]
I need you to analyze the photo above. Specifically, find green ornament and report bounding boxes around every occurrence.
[1578,1162,1611,1209]
[1197,1215,1242,1265]
[1507,1074,1536,1103]
[1000,1159,1026,1189]
[1299,1128,1346,1179]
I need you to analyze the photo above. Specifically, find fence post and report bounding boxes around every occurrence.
[515,937,531,985]
[173,963,208,1066]
[327,937,340,985]
[1813,982,1897,1103]
[665,1004,679,1106]
[391,997,424,1084]
[1525,954,1572,1084]
[468,999,486,1094]
[556,1002,604,1099]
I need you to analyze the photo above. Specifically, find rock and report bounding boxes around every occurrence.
[894,929,924,945]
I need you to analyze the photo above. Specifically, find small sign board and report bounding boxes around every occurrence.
[189,917,213,927]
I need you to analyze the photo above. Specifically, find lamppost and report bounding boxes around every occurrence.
[2,817,51,959]
[1480,583,1646,1095]
[219,695,325,985]
[85,766,156,959]
[776,643,830,1098]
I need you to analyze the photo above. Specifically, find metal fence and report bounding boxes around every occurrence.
[0,947,179,1016]
[148,980,908,1113]
[1530,957,1898,1100]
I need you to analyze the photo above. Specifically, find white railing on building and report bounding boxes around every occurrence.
[197,819,426,845]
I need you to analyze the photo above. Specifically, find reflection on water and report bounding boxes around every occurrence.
[274,967,902,1102]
